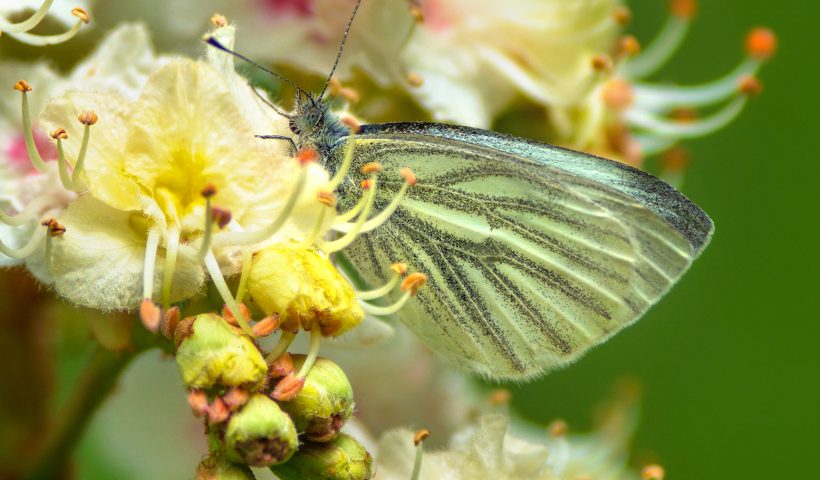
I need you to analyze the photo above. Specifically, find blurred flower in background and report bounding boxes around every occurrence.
[0,0,776,478]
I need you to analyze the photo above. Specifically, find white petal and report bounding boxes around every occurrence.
[50,195,204,310]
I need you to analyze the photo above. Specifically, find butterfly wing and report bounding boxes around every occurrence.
[331,122,713,380]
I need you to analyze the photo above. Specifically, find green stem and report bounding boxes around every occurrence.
[24,326,165,480]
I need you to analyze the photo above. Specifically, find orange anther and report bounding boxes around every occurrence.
[746,28,777,59]
[488,389,511,407]
[297,148,319,165]
[361,162,383,174]
[613,6,632,25]
[268,352,294,379]
[50,128,68,140]
[400,167,417,186]
[270,373,305,401]
[210,13,228,28]
[252,315,280,337]
[360,179,373,190]
[13,80,32,92]
[661,147,691,173]
[71,7,90,24]
[413,429,430,446]
[207,397,230,424]
[407,73,424,87]
[77,111,98,126]
[162,306,181,340]
[591,54,613,72]
[400,272,428,295]
[187,390,209,417]
[317,190,336,207]
[222,303,251,327]
[139,298,162,333]
[669,0,697,19]
[602,78,634,110]
[341,116,362,134]
[641,465,666,480]
[738,76,763,96]
[671,107,698,123]
[618,35,641,57]
[222,388,250,411]
[390,262,408,275]
[548,419,569,437]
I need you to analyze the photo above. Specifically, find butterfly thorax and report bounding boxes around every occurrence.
[290,94,349,163]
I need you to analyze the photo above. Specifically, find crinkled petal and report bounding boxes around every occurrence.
[123,60,285,222]
[68,23,171,101]
[50,195,204,310]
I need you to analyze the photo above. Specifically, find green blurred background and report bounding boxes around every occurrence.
[512,1,820,479]
[1,0,817,478]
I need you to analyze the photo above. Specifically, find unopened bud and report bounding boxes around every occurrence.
[225,394,298,467]
[175,314,267,390]
[196,452,254,480]
[271,433,374,480]
[277,355,354,443]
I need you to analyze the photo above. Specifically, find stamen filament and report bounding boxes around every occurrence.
[235,246,253,304]
[0,196,51,226]
[302,206,328,247]
[322,176,377,253]
[203,249,254,336]
[7,19,85,47]
[296,326,322,379]
[0,225,44,259]
[327,135,356,190]
[410,429,430,480]
[357,275,401,301]
[626,96,747,139]
[55,138,73,190]
[197,196,215,261]
[70,124,91,191]
[0,0,53,33]
[334,180,410,234]
[267,331,297,364]
[142,227,161,300]
[623,16,690,79]
[634,134,677,157]
[360,291,411,316]
[333,193,368,224]
[212,166,308,247]
[18,88,47,173]
[161,226,180,310]
[633,58,761,111]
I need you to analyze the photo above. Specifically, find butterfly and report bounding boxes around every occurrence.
[206,0,713,380]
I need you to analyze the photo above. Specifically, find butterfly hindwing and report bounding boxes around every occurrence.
[332,123,713,379]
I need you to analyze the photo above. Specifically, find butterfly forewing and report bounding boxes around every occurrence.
[332,123,713,379]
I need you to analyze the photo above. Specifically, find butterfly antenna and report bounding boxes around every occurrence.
[205,36,311,98]
[251,85,293,119]
[318,0,363,100]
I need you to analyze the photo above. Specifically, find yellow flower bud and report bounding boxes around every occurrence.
[175,314,267,391]
[248,245,363,337]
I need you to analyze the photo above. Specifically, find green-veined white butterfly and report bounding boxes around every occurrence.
[206,0,713,380]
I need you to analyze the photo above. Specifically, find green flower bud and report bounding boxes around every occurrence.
[278,355,354,442]
[225,394,298,467]
[196,453,255,480]
[271,434,373,480]
[176,314,267,391]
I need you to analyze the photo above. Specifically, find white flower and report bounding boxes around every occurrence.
[0,0,90,46]
[0,24,166,281]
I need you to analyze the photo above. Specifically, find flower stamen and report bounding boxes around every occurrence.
[410,428,430,480]
[15,80,48,173]
[139,226,162,332]
[196,184,218,260]
[2,5,91,46]
[334,167,416,235]
[623,0,695,79]
[327,132,356,190]
[266,331,297,364]
[203,250,254,336]
[160,226,180,310]
[360,272,427,316]
[70,111,96,191]
[356,262,407,300]
[322,174,378,254]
